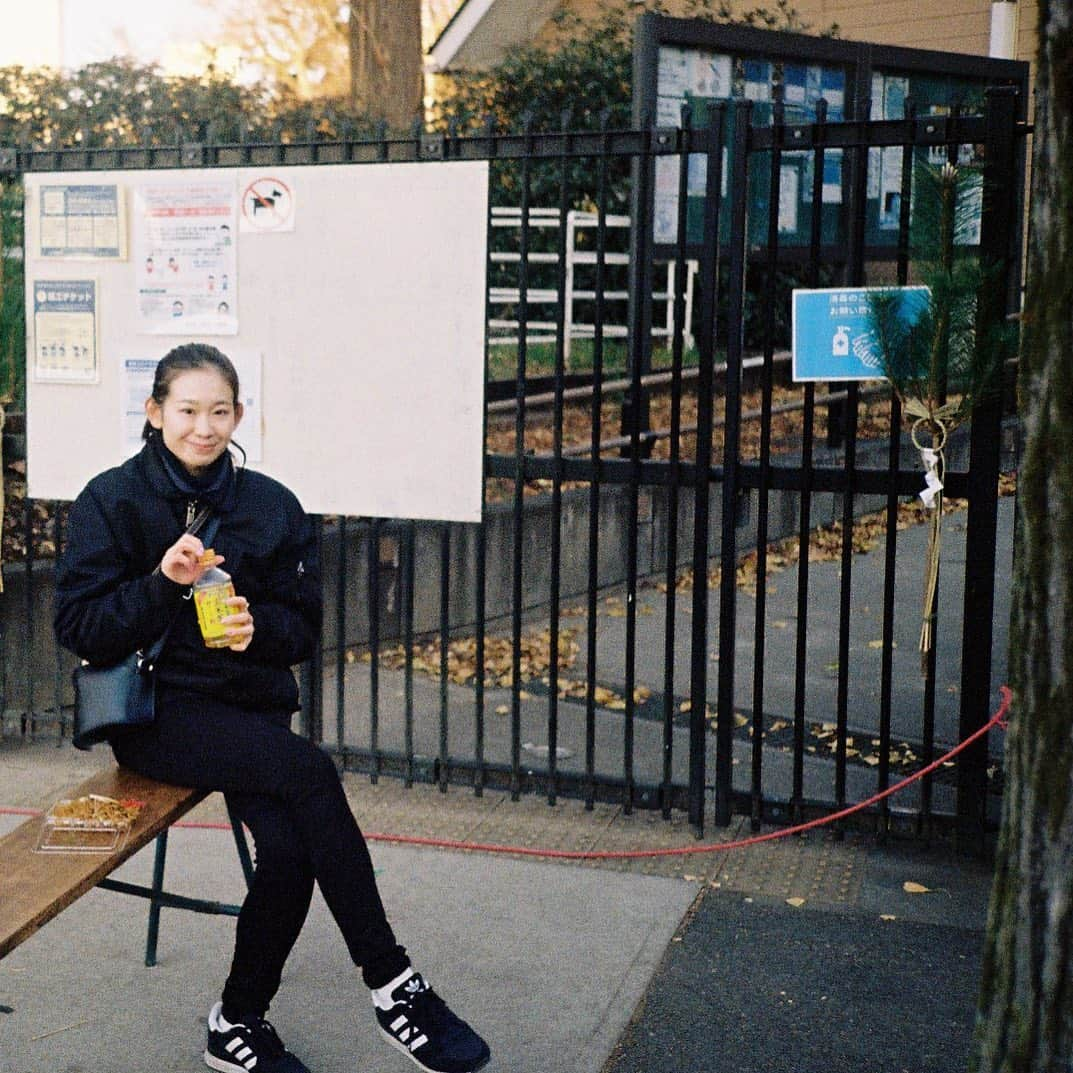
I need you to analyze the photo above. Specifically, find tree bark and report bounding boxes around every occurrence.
[972,2,1073,1070]
[348,0,424,131]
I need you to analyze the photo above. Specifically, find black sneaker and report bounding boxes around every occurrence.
[204,1001,312,1073]
[373,972,491,1073]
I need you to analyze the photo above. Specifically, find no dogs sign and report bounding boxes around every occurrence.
[240,177,295,233]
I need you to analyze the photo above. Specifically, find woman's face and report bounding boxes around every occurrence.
[146,367,243,476]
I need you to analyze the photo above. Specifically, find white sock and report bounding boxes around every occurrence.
[371,967,416,1010]
[209,1001,235,1032]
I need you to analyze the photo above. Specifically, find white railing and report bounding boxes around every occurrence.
[488,207,697,366]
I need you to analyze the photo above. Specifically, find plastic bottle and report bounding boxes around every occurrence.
[192,549,236,648]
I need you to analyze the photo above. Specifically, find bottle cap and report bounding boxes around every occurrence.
[198,548,216,566]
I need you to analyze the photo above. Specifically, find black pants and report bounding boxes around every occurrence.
[111,687,409,1017]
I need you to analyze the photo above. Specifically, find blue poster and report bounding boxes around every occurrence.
[38,184,125,259]
[791,286,930,382]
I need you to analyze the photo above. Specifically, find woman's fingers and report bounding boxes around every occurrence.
[221,596,254,651]
[160,533,222,584]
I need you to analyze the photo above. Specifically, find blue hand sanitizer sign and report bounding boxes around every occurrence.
[791,286,930,382]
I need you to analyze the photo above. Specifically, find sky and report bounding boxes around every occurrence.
[0,0,223,70]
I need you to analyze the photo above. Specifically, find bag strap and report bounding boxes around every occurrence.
[141,504,219,666]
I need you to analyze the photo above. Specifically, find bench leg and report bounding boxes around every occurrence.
[145,831,168,967]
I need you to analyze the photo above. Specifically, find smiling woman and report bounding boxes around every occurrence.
[52,341,492,1073]
[144,351,243,477]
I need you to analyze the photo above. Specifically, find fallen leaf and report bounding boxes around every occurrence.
[786,897,806,908]
[867,639,884,649]
[880,914,897,922]
[903,881,932,894]
[494,704,509,715]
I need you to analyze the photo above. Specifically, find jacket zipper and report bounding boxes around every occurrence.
[186,500,197,527]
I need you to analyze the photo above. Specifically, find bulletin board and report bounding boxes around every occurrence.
[23,160,490,522]
[632,14,1029,255]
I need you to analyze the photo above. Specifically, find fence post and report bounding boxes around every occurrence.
[713,100,752,828]
[686,105,727,832]
[957,85,1021,850]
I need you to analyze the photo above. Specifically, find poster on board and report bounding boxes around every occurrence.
[133,181,239,335]
[37,184,126,260]
[31,278,99,383]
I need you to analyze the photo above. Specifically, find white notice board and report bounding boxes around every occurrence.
[24,162,489,522]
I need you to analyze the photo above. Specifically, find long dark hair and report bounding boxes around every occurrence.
[141,343,242,453]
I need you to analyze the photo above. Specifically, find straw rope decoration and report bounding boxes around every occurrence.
[867,160,1012,673]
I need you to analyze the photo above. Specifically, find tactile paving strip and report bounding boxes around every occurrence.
[710,832,863,905]
[186,771,867,898]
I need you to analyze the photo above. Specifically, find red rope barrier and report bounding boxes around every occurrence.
[1,687,1012,861]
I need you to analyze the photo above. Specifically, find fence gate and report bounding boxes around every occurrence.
[0,90,1023,843]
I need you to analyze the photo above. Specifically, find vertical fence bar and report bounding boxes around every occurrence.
[547,114,572,806]
[749,94,784,828]
[54,505,68,739]
[23,495,35,733]
[833,97,870,815]
[300,517,324,743]
[792,99,827,820]
[584,115,612,810]
[475,115,497,799]
[957,86,1019,848]
[685,105,726,830]
[877,99,916,835]
[474,517,487,796]
[367,519,381,782]
[509,121,534,801]
[334,516,347,763]
[714,101,751,827]
[661,106,692,817]
[402,522,416,787]
[439,523,450,792]
[624,122,657,815]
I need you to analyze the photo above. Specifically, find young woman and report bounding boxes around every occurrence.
[54,343,490,1073]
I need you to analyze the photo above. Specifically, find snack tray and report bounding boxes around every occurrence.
[34,801,133,854]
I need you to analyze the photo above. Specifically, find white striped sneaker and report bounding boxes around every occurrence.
[373,971,490,1073]
[204,1001,311,1073]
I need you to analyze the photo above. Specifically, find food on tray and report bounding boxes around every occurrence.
[47,794,143,828]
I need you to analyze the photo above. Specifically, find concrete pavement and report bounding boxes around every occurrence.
[0,732,996,1073]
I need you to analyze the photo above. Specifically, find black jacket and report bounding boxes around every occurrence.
[54,440,321,714]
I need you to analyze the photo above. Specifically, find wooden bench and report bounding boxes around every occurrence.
[0,765,252,966]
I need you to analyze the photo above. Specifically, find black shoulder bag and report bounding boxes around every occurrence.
[72,506,219,751]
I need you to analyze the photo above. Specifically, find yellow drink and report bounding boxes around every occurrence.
[193,550,236,648]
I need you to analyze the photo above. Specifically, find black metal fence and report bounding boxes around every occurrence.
[0,87,1025,840]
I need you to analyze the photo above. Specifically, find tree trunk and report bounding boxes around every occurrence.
[972,3,1073,1070]
[348,0,423,131]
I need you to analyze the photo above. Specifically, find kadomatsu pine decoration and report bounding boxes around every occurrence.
[868,160,1011,671]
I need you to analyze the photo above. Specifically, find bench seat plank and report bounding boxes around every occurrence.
[0,767,206,960]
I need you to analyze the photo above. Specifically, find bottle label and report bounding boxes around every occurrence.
[194,581,236,645]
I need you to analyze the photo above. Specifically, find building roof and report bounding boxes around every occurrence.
[428,0,561,71]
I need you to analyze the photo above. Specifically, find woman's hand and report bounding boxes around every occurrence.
[159,535,221,586]
[221,595,254,652]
